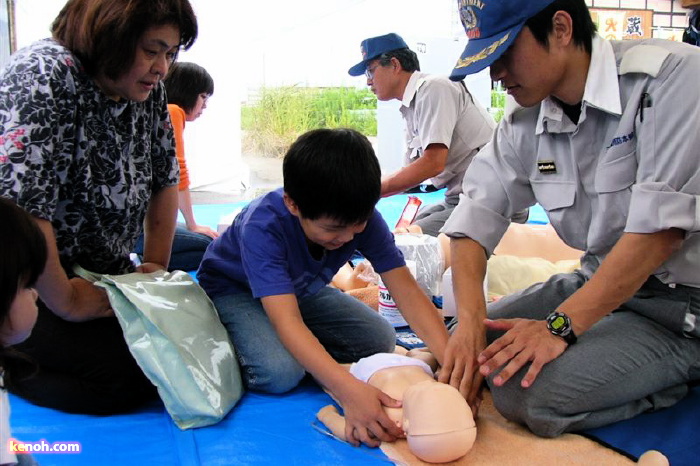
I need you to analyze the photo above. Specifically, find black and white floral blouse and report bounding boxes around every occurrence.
[0,39,178,275]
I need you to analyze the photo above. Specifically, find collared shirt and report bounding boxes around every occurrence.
[399,71,495,201]
[444,35,700,289]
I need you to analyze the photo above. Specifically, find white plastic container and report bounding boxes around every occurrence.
[378,260,417,327]
[441,267,488,318]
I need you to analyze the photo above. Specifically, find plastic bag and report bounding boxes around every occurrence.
[355,260,379,285]
[394,234,444,297]
[79,267,243,429]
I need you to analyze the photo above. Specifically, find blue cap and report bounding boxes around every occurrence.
[450,0,555,80]
[348,33,409,76]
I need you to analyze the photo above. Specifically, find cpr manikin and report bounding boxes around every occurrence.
[317,353,476,463]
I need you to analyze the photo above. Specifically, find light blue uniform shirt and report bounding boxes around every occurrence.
[444,36,700,290]
[400,72,495,201]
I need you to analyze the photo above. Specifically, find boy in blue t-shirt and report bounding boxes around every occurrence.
[198,128,449,447]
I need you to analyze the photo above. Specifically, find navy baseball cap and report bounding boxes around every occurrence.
[348,33,409,76]
[450,0,556,80]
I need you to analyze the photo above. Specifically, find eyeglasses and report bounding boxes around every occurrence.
[365,64,380,80]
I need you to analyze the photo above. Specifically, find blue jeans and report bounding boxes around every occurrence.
[212,286,396,393]
[134,226,213,272]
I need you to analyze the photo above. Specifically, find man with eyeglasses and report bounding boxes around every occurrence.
[349,33,524,236]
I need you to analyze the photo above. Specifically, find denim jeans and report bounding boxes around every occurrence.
[212,286,396,393]
[134,225,213,272]
[480,270,700,437]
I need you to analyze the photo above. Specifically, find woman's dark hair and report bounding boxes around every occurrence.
[283,128,381,225]
[378,48,421,73]
[525,0,597,54]
[51,0,198,79]
[0,198,46,319]
[0,198,46,378]
[164,62,214,113]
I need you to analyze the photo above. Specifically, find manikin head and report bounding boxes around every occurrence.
[401,381,476,463]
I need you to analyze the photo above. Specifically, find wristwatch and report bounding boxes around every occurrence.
[546,311,577,345]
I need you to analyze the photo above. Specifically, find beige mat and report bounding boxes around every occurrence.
[380,391,634,466]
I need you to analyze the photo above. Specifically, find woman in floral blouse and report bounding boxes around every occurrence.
[0,0,197,414]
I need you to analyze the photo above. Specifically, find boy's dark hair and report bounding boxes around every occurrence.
[0,198,46,321]
[283,128,381,225]
[51,0,198,79]
[378,48,420,73]
[164,62,214,113]
[525,0,597,55]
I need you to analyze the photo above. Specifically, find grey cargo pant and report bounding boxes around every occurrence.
[467,268,700,437]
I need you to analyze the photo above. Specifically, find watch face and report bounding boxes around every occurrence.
[547,312,576,344]
[551,316,566,331]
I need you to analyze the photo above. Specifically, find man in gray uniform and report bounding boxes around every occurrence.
[349,33,508,236]
[440,0,700,437]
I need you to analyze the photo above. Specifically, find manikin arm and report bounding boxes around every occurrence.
[316,405,349,440]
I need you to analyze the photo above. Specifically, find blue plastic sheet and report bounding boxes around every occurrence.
[9,380,389,465]
[583,385,700,466]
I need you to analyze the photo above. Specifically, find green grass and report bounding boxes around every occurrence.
[241,86,377,158]
[490,88,506,123]
[241,85,507,157]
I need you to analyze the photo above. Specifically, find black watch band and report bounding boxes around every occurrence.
[546,311,577,345]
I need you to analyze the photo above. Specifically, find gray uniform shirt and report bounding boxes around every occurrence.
[443,36,700,289]
[400,72,495,201]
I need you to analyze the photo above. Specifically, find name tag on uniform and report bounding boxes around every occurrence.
[537,160,557,174]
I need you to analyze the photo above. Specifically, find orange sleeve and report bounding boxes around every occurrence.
[168,104,189,191]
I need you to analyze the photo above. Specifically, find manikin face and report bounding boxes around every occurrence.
[283,194,367,251]
[185,93,210,122]
[489,26,566,108]
[0,286,39,347]
[365,58,401,102]
[95,24,181,102]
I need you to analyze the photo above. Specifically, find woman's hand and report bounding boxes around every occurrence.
[136,262,167,274]
[58,278,114,321]
[189,224,219,239]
